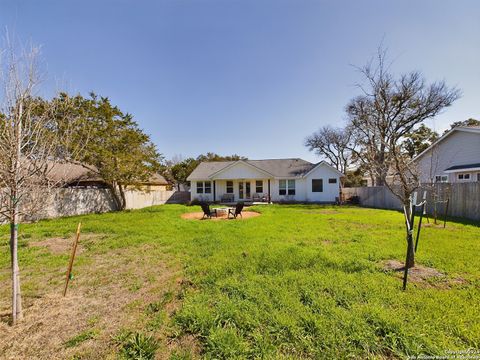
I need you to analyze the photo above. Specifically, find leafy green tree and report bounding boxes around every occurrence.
[170,158,198,190]
[51,93,163,210]
[443,118,480,134]
[403,124,439,158]
[196,152,246,162]
[168,153,247,189]
[343,168,367,187]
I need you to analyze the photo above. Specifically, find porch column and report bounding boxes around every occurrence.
[213,181,216,202]
[268,179,271,203]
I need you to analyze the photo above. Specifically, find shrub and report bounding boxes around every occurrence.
[348,195,360,205]
[119,332,159,360]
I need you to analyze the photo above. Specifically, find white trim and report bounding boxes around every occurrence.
[444,167,480,173]
[457,173,471,181]
[434,174,448,183]
[302,161,344,178]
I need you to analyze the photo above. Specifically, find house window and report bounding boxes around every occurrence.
[256,180,263,193]
[204,181,211,193]
[312,179,323,192]
[478,173,480,182]
[226,181,234,193]
[458,173,470,181]
[279,180,296,195]
[435,175,448,183]
[287,180,295,195]
[279,180,286,195]
[196,181,211,194]
[328,178,337,184]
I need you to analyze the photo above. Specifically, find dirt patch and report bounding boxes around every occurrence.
[382,259,444,282]
[181,211,261,220]
[29,234,105,255]
[0,244,183,359]
[30,237,82,255]
[382,260,469,289]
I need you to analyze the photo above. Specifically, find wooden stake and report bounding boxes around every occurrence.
[63,223,81,297]
[415,203,425,253]
[443,198,449,228]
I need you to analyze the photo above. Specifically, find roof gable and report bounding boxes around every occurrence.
[303,161,345,178]
[414,126,480,162]
[209,160,273,179]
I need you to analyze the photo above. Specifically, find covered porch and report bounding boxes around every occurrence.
[212,178,272,204]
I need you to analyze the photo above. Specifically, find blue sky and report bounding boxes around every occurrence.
[1,0,479,162]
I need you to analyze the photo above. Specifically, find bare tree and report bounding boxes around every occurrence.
[304,125,355,174]
[347,46,460,269]
[0,36,83,324]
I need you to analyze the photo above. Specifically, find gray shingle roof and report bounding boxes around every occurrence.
[445,163,480,171]
[187,158,318,180]
[48,162,169,185]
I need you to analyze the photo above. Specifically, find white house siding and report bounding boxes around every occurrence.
[416,131,480,183]
[269,178,306,202]
[189,160,342,203]
[190,180,214,202]
[305,164,341,202]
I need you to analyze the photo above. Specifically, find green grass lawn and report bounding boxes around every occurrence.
[0,204,479,359]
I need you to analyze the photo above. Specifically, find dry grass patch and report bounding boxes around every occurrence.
[29,233,109,255]
[0,244,183,359]
[382,260,469,289]
[383,259,443,278]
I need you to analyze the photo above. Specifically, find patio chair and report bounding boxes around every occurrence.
[228,202,244,219]
[201,203,217,219]
[251,193,261,202]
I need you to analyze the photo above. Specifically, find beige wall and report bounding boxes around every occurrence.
[24,187,188,221]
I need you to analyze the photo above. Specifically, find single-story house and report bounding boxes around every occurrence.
[413,126,480,183]
[48,162,170,190]
[186,158,344,203]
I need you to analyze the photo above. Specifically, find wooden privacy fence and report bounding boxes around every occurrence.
[342,183,480,222]
[22,189,190,222]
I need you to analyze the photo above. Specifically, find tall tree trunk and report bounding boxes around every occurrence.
[405,231,415,268]
[10,101,23,324]
[404,200,416,269]
[10,210,23,324]
[107,183,122,210]
[118,184,127,210]
[108,182,126,210]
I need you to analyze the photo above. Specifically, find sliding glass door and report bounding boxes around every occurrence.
[238,181,251,200]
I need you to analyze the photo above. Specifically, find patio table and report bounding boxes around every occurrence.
[215,207,232,216]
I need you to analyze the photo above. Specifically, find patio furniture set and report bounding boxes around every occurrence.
[201,202,244,219]
[220,193,270,203]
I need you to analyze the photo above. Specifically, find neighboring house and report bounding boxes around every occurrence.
[413,126,480,183]
[186,158,344,203]
[49,162,170,190]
